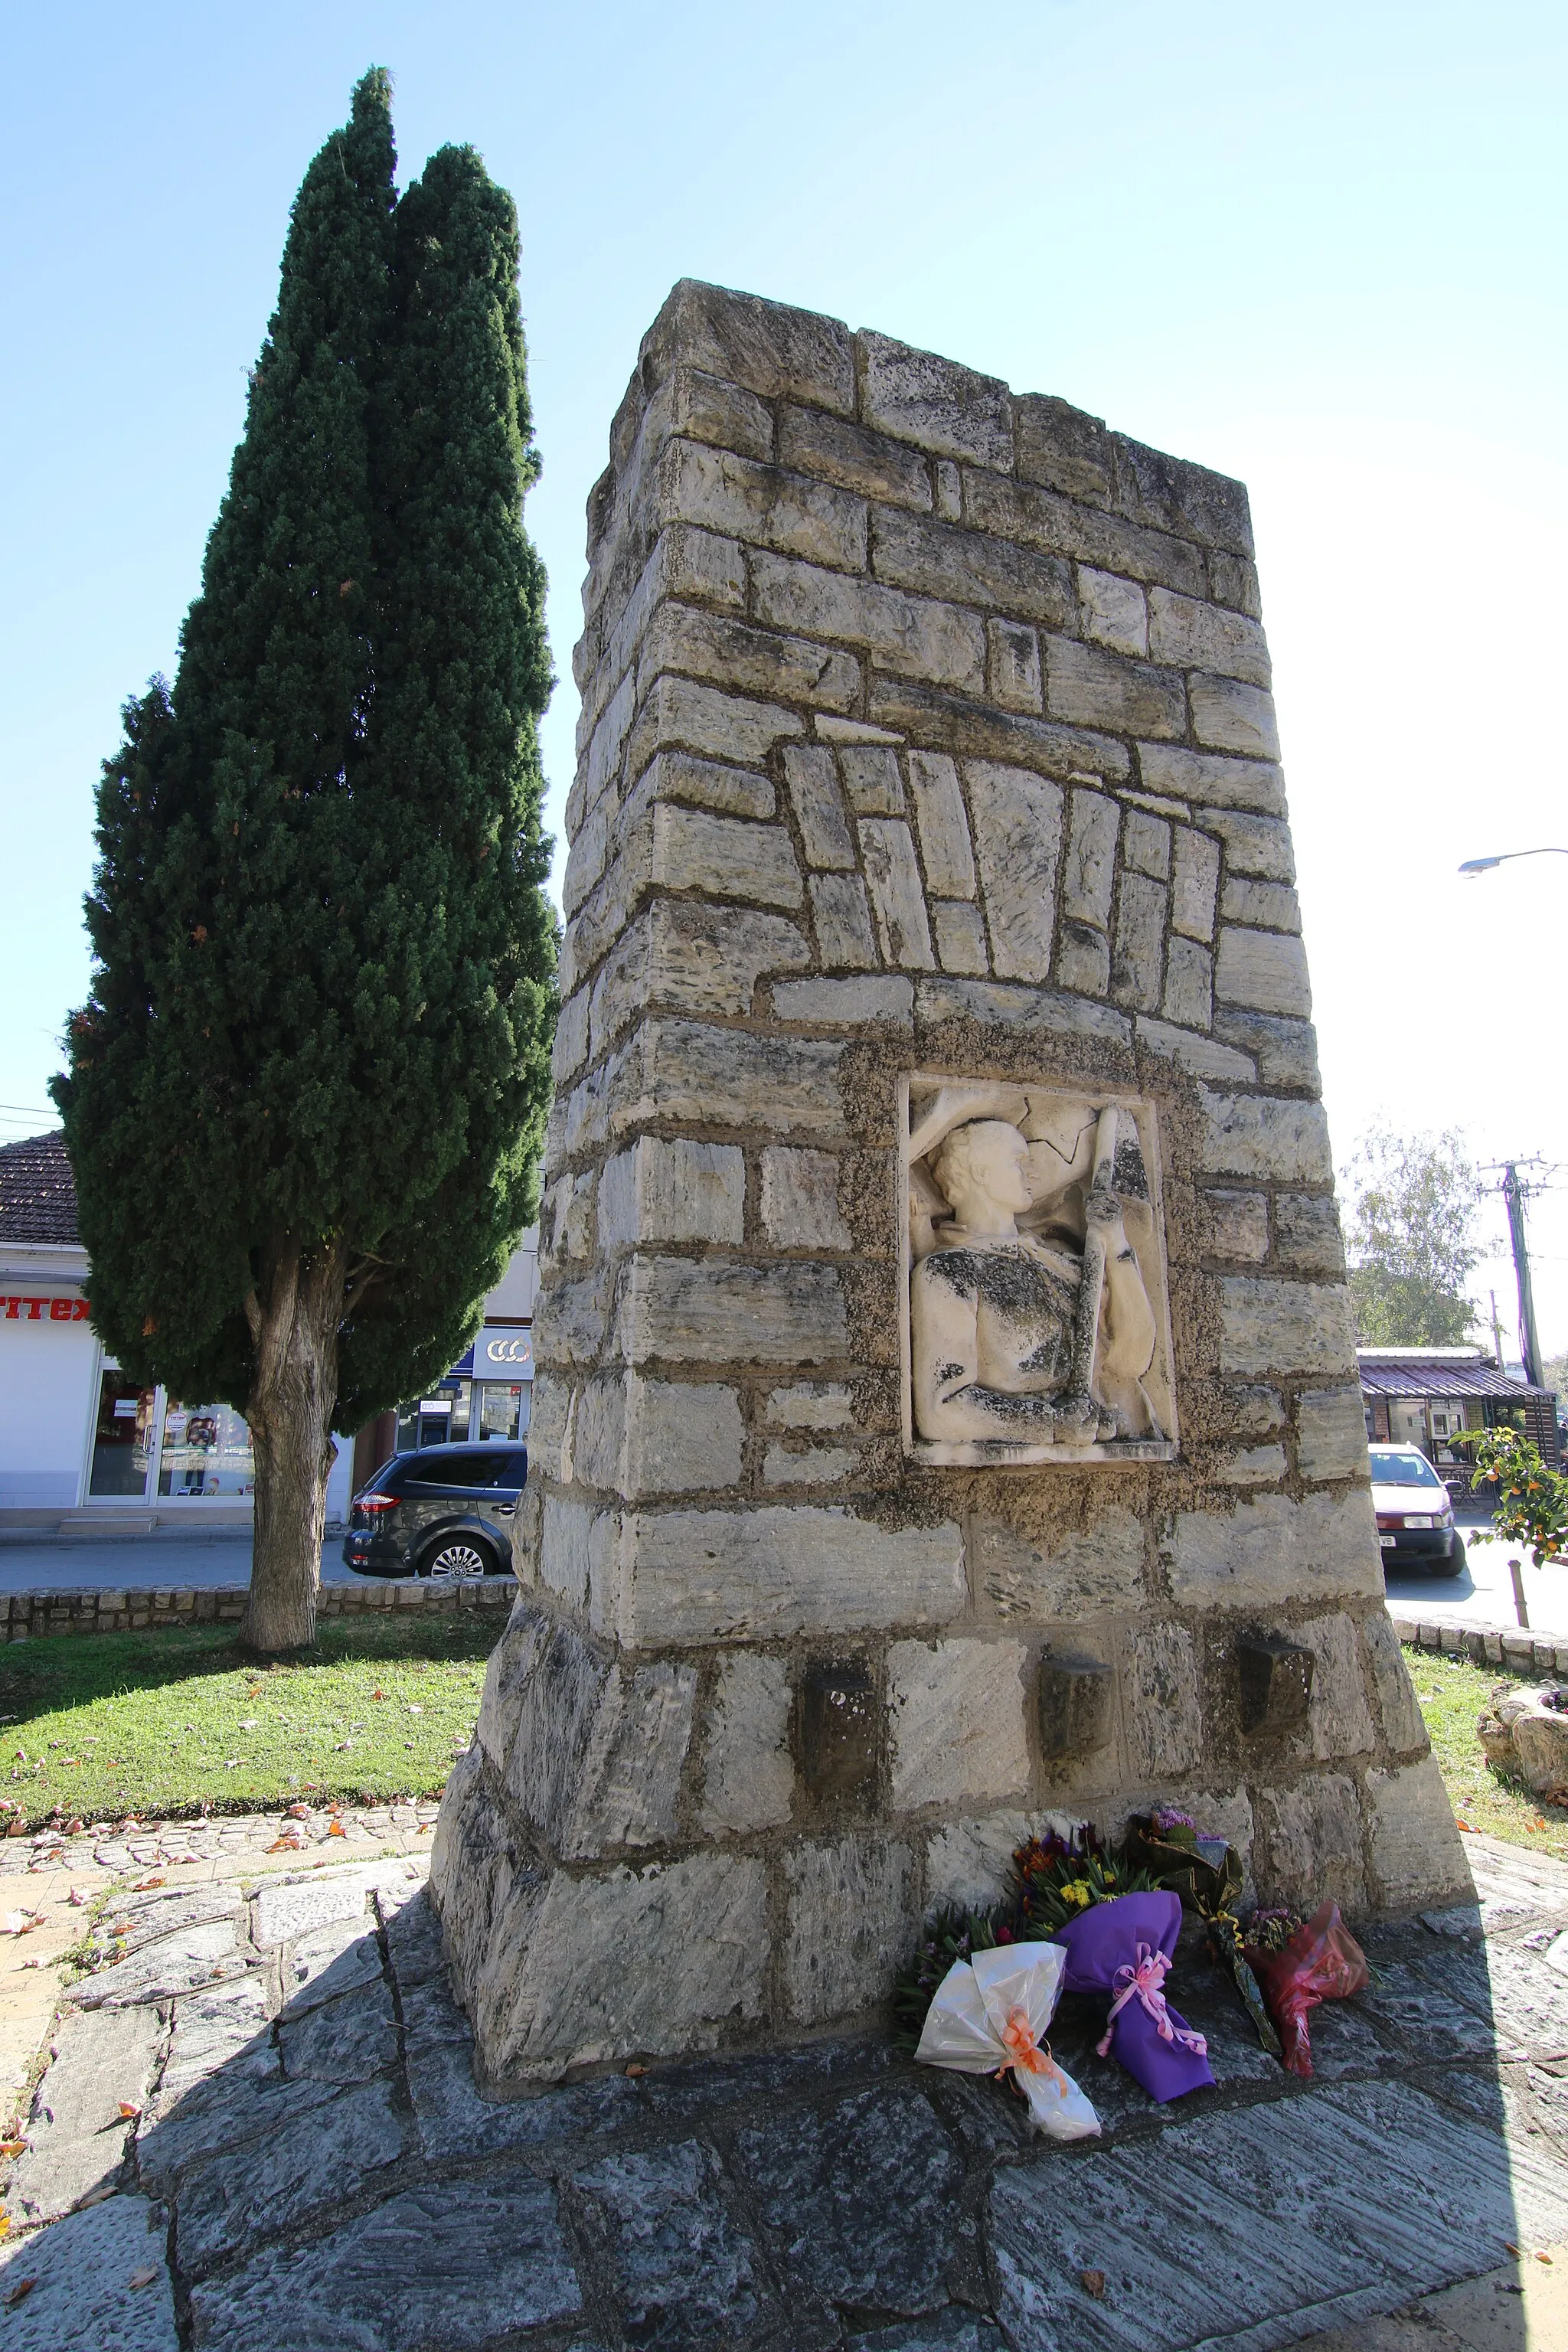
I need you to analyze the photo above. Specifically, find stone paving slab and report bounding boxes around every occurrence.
[0,1833,1567,2346]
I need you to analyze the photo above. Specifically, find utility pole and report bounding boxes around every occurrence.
[1489,1289,1505,1367]
[1498,1161,1545,1387]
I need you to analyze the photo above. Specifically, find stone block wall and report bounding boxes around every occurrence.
[432,280,1467,2086]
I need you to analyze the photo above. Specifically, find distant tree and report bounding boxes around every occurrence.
[1343,1125,1484,1347]
[54,74,556,1652]
[1544,1351,1568,1413]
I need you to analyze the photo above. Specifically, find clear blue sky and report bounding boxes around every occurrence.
[3,2,1566,1347]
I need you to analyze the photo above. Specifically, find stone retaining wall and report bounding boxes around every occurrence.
[0,1579,514,1640]
[1390,1614,1568,1678]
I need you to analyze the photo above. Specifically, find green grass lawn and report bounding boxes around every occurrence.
[1404,1645,1568,1864]
[0,1615,496,1830]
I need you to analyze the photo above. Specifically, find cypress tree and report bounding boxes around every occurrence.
[54,74,557,1651]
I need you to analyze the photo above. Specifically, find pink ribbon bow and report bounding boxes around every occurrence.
[1096,1942,1208,2060]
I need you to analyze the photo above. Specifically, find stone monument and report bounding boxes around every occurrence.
[431,280,1468,2085]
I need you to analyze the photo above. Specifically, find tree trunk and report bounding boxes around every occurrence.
[240,1236,346,1653]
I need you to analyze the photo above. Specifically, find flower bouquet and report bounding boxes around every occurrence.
[1123,1809,1281,2060]
[1011,1821,1158,1936]
[1055,1890,1215,2102]
[1241,1900,1369,2078]
[913,1938,1100,2141]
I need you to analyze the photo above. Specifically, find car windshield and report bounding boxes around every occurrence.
[1370,1451,1442,1488]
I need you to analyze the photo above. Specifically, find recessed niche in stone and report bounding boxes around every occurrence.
[1038,1654,1116,1759]
[797,1660,879,1811]
[902,1077,1179,1465]
[1237,1635,1315,1733]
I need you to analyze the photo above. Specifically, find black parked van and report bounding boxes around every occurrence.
[342,1445,526,1580]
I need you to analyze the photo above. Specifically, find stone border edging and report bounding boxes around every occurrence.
[1390,1612,1568,1677]
[0,1576,514,1639]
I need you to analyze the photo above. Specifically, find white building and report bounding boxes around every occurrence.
[0,1134,536,1534]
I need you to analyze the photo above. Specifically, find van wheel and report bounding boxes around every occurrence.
[1439,1532,1467,1579]
[420,1539,493,1582]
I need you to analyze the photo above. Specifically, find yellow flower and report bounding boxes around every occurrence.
[1061,1880,1093,1908]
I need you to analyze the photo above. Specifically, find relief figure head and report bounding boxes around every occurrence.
[929,1119,1032,1233]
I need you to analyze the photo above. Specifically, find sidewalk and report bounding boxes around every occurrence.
[2,1829,1568,2348]
[0,1534,365,1594]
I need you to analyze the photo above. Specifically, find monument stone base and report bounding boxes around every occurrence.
[430,279,1468,2084]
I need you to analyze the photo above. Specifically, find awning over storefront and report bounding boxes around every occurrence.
[1357,1357,1553,1403]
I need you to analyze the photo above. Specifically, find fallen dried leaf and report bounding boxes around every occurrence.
[128,2265,158,2288]
[266,1838,301,1854]
[287,1803,310,1820]
[5,2277,34,2305]
[1506,2241,1521,2255]
[64,1820,83,1836]
[117,2101,142,2120]
[19,1959,39,1971]
[4,1821,24,1839]
[625,2063,648,2077]
[1540,2252,1554,2265]
[327,1821,345,1838]
[132,1877,164,1893]
[1080,2270,1106,2299]
[371,1688,386,1700]
[0,2215,10,2236]
[2,1911,44,1936]
[67,1889,87,1907]
[0,2140,28,2158]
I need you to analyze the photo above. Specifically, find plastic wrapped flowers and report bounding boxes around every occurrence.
[914,1939,1100,2140]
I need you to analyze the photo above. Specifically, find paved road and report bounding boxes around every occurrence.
[0,1534,369,1592]
[1383,1501,1568,1640]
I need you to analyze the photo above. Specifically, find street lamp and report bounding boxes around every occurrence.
[1459,848,1568,877]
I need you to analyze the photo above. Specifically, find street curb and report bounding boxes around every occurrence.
[0,1577,516,1639]
[1390,1611,1568,1677]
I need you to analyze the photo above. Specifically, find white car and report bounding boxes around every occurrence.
[1368,1444,1465,1578]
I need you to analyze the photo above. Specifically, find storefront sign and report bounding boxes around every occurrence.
[476,1325,532,1376]
[3,1297,90,1322]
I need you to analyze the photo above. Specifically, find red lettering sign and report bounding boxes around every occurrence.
[2,1295,91,1324]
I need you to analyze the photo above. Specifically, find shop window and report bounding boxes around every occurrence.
[89,1375,157,1498]
[475,1383,527,1442]
[398,1381,472,1453]
[157,1400,254,1498]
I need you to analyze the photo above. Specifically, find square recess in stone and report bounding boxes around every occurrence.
[796,1658,880,1813]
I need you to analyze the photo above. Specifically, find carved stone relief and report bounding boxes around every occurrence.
[903,1077,1178,1465]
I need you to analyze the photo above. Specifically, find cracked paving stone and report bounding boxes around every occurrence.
[573,2138,774,2349]
[381,1884,448,1995]
[848,2316,1006,2352]
[138,2071,337,2198]
[735,2084,965,2318]
[1295,1997,1402,2079]
[1354,1962,1506,2059]
[279,1978,399,2085]
[1318,2076,1568,2273]
[91,1886,238,1956]
[9,2001,162,2223]
[0,2192,178,2350]
[281,1918,386,2014]
[68,1918,254,2007]
[640,2035,898,2125]
[1417,1939,1568,2062]
[175,2075,404,2271]
[252,1873,374,1948]
[991,2094,1439,2352]
[188,2171,582,2349]
[401,1979,641,2163]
